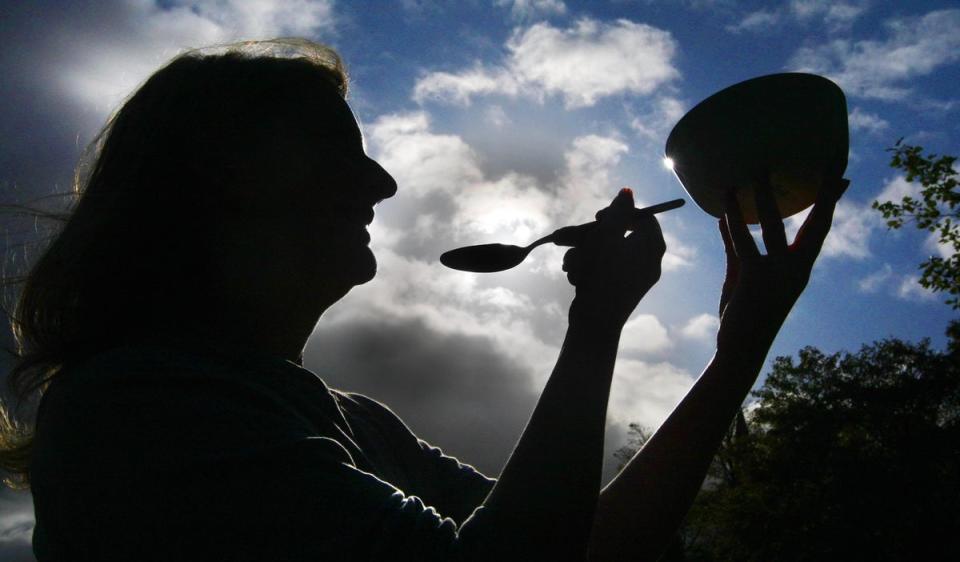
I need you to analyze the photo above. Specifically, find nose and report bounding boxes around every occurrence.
[366,157,397,202]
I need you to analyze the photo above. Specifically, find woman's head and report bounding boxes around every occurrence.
[1,39,396,483]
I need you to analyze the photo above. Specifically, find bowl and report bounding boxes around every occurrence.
[664,73,848,224]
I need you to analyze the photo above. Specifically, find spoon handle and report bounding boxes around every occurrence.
[551,198,685,246]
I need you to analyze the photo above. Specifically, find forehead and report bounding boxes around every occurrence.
[296,87,361,144]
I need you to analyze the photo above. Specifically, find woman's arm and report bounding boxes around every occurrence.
[587,177,849,562]
[472,190,666,560]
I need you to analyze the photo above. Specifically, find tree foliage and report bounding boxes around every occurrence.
[616,329,960,560]
[873,141,960,308]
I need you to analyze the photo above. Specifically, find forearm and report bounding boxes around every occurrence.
[480,311,621,560]
[590,308,784,562]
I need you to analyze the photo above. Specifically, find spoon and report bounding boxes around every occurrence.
[440,198,685,273]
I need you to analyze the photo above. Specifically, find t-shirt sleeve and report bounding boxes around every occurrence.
[174,437,466,561]
[335,392,497,523]
[166,437,504,562]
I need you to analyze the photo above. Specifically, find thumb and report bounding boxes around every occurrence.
[595,187,636,224]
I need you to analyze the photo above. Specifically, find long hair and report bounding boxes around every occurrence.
[0,38,349,487]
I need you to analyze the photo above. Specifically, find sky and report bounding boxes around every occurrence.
[1,0,958,558]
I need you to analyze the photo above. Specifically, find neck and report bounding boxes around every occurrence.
[153,293,337,365]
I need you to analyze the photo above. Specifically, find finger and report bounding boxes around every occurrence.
[625,214,666,258]
[562,247,583,286]
[562,247,579,272]
[724,189,759,258]
[754,180,787,255]
[719,217,736,261]
[595,188,635,229]
[718,218,739,317]
[794,177,850,259]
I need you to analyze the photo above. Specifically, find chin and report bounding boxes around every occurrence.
[341,247,378,286]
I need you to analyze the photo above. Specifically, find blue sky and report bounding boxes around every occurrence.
[1,1,958,557]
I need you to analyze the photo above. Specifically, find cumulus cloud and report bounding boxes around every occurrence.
[0,488,33,562]
[859,264,935,303]
[345,109,703,479]
[784,175,927,262]
[41,0,336,117]
[679,313,720,341]
[897,275,936,302]
[621,314,672,356]
[629,96,686,142]
[788,200,877,260]
[789,0,868,30]
[875,175,921,206]
[726,1,867,35]
[495,0,567,21]
[926,232,956,260]
[848,107,889,135]
[369,112,485,200]
[789,9,960,101]
[820,202,878,259]
[607,358,694,434]
[858,263,893,293]
[414,18,680,108]
[726,10,781,34]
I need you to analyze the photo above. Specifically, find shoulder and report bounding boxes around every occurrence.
[33,345,316,474]
[40,345,290,423]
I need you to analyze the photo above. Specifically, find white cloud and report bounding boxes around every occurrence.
[495,0,567,21]
[822,201,878,259]
[726,10,780,34]
[607,358,694,432]
[555,134,631,220]
[679,313,720,341]
[726,1,867,35]
[858,263,892,293]
[789,9,960,101]
[508,19,679,108]
[848,107,889,135]
[661,232,697,271]
[786,176,920,261]
[789,0,868,30]
[368,112,484,198]
[621,314,672,355]
[630,96,686,142]
[786,201,878,260]
[876,175,921,205]
[858,264,937,303]
[51,0,336,116]
[897,275,936,302]
[926,232,956,259]
[414,18,680,108]
[413,65,520,106]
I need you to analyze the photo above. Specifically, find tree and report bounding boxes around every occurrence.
[873,141,960,308]
[615,330,960,560]
[613,422,651,472]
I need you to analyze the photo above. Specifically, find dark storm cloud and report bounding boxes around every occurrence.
[0,486,34,562]
[304,315,540,477]
[0,3,94,199]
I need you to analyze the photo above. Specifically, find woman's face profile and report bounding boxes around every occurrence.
[238,88,398,293]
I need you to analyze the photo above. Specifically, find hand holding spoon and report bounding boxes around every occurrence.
[440,198,685,273]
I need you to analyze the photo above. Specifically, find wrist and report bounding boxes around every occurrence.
[568,297,631,333]
[715,298,789,361]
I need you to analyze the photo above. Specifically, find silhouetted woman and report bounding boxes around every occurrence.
[0,39,847,561]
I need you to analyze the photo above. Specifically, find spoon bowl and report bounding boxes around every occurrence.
[440,243,531,273]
